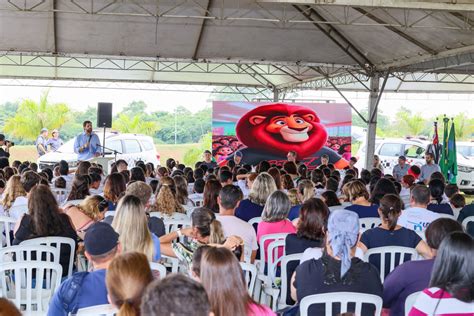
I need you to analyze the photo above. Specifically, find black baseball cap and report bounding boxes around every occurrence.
[204,150,212,154]
[399,156,407,161]
[84,222,119,256]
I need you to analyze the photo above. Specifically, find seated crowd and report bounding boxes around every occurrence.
[0,153,472,316]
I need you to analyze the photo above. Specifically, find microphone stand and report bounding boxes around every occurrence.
[97,144,122,166]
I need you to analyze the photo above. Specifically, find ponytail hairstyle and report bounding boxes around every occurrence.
[106,252,154,316]
[297,179,315,203]
[428,179,445,204]
[378,194,403,231]
[191,207,225,244]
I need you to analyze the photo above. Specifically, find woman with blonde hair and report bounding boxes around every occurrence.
[106,252,154,316]
[344,179,379,218]
[63,195,109,239]
[198,247,274,316]
[235,172,277,222]
[153,176,184,216]
[1,175,26,215]
[112,195,161,261]
[288,179,315,220]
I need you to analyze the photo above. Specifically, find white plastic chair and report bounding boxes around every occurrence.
[0,261,62,313]
[299,292,383,316]
[240,262,258,296]
[405,291,422,315]
[248,216,262,228]
[53,189,69,205]
[62,199,85,207]
[104,210,115,218]
[21,236,76,278]
[277,253,303,310]
[149,211,189,221]
[76,304,118,315]
[7,205,28,222]
[363,246,419,283]
[163,218,192,234]
[0,245,59,265]
[437,213,455,219]
[0,215,17,248]
[149,261,167,280]
[359,217,382,233]
[461,216,474,231]
[161,254,180,273]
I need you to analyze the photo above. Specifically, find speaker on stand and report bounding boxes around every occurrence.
[97,103,113,158]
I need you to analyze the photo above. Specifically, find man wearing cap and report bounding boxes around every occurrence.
[392,156,410,182]
[46,129,64,152]
[201,150,217,169]
[35,128,49,157]
[48,222,121,316]
[0,134,12,158]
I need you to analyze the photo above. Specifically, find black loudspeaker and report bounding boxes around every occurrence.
[97,102,113,128]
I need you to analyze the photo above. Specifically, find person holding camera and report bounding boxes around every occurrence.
[0,134,13,158]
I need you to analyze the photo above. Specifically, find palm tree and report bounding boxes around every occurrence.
[4,91,70,141]
[112,114,159,135]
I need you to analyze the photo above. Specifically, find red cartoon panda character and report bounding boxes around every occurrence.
[232,103,348,169]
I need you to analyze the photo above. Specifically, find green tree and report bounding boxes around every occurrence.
[4,91,70,142]
[112,114,160,135]
[453,113,474,140]
[352,108,390,130]
[394,107,427,136]
[183,132,212,166]
[121,100,147,117]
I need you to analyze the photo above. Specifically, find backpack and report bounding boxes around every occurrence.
[60,271,88,314]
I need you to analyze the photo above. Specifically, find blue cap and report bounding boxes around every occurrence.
[84,222,119,256]
[41,128,48,133]
[235,150,243,158]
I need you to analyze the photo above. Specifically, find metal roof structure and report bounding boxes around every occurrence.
[0,0,472,95]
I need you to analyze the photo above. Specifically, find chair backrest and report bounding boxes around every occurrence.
[359,217,382,233]
[104,210,115,218]
[76,304,118,316]
[405,291,422,315]
[149,261,167,280]
[461,216,474,231]
[0,260,62,312]
[62,199,84,207]
[248,216,262,227]
[258,233,288,274]
[0,245,59,264]
[278,253,303,310]
[0,215,17,248]
[20,236,76,278]
[163,218,192,234]
[240,262,258,296]
[7,205,28,221]
[299,292,383,316]
[53,189,69,204]
[363,246,419,282]
[437,213,455,219]
[161,254,180,273]
[149,211,189,221]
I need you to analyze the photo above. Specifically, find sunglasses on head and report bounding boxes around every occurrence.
[98,199,108,212]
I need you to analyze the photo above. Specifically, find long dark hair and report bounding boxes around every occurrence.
[379,194,402,231]
[203,179,222,213]
[28,185,66,236]
[297,198,328,240]
[430,232,473,302]
[104,173,126,203]
[429,179,445,204]
[130,167,146,183]
[67,174,90,201]
[321,190,341,207]
[369,178,397,205]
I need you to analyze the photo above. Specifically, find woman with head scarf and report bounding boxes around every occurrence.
[290,209,383,315]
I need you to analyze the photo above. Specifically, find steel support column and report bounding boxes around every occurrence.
[273,88,279,102]
[365,74,380,171]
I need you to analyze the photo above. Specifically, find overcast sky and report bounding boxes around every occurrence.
[0,80,472,120]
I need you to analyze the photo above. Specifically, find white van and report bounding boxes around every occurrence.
[38,131,160,172]
[356,138,474,194]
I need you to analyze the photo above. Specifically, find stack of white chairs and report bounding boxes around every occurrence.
[255,233,288,310]
[240,262,258,297]
[277,253,303,310]
[0,245,62,313]
[0,215,17,248]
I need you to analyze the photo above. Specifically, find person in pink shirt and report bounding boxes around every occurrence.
[409,232,474,316]
[199,246,275,316]
[257,190,296,263]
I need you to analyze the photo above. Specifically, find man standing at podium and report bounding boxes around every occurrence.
[74,121,101,161]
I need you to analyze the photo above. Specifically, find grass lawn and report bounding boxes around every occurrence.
[8,144,200,166]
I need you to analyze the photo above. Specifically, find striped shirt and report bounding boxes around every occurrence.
[409,287,474,316]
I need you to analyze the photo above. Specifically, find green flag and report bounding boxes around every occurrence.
[446,121,457,184]
[439,117,449,178]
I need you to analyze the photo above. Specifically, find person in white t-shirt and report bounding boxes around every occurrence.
[398,185,440,233]
[216,185,258,263]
